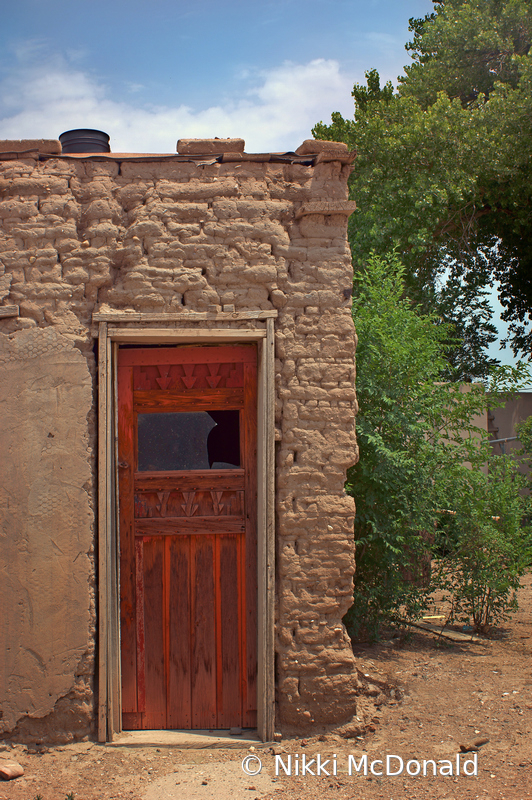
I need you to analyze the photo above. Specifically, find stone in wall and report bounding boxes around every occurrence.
[0,328,94,741]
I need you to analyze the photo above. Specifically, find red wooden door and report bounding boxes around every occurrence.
[117,344,257,730]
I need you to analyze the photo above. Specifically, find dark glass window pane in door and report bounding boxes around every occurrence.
[137,410,240,471]
[207,410,240,469]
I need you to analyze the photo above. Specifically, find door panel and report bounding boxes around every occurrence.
[118,345,257,730]
[167,535,191,729]
[141,536,166,728]
[191,535,217,728]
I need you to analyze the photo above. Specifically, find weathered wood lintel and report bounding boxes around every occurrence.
[105,327,266,343]
[92,310,278,323]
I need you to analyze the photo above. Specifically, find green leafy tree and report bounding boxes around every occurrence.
[313,0,532,368]
[345,253,489,637]
[345,252,531,639]
[402,0,532,107]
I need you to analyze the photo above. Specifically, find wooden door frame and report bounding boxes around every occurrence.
[94,311,276,743]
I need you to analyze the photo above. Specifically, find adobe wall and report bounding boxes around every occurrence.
[0,136,371,742]
[0,328,94,743]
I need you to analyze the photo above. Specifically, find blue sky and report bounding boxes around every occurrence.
[0,0,435,152]
[0,0,524,366]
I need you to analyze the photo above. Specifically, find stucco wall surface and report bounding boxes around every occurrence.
[0,327,94,740]
[0,139,369,738]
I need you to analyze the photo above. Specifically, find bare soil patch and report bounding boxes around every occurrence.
[1,572,531,800]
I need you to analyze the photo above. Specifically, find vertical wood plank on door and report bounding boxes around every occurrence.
[168,536,192,729]
[142,536,166,729]
[135,538,146,715]
[164,535,171,725]
[192,535,217,728]
[214,533,223,726]
[117,362,137,713]
[219,534,241,727]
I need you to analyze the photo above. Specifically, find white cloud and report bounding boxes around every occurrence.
[0,51,355,153]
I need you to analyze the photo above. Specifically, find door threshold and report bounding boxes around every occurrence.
[107,729,263,749]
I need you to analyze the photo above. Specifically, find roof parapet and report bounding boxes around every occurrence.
[296,139,350,156]
[0,139,61,159]
[176,138,246,155]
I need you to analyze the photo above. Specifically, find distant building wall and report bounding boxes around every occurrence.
[489,392,532,476]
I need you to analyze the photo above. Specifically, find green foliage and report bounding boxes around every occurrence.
[345,253,489,637]
[433,456,531,632]
[402,0,532,107]
[344,253,531,639]
[313,0,532,363]
[516,415,532,461]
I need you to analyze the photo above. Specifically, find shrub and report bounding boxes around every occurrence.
[433,456,531,632]
[345,252,531,639]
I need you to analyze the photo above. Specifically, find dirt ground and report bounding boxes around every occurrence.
[1,572,531,800]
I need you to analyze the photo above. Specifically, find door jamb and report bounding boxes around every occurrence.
[95,312,276,743]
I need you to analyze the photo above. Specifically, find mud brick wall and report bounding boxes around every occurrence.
[0,328,94,743]
[0,136,364,740]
